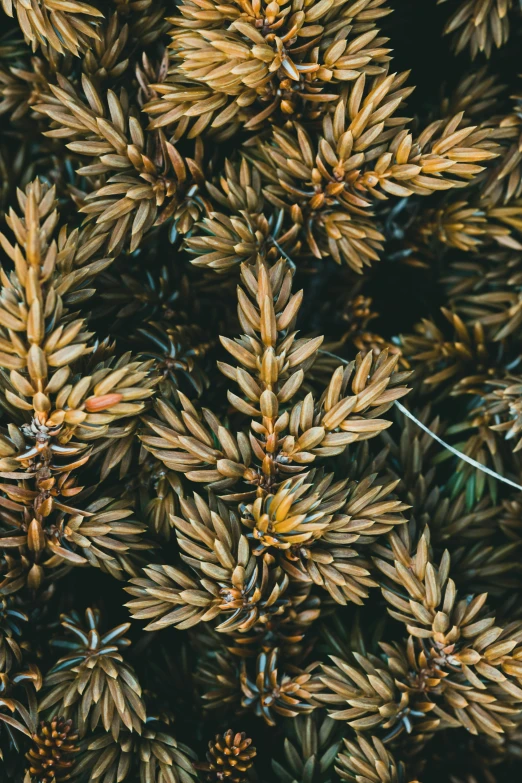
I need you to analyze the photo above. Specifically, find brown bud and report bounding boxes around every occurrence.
[216,459,246,478]
[261,348,278,386]
[27,344,47,383]
[243,468,258,483]
[37,476,55,491]
[38,496,54,518]
[64,410,88,424]
[290,203,303,224]
[27,299,44,344]
[85,393,124,412]
[260,390,278,418]
[27,563,44,590]
[46,410,66,427]
[265,432,278,453]
[262,454,275,476]
[33,392,51,413]
[27,519,46,553]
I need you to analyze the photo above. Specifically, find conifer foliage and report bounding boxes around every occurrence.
[0,0,522,781]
